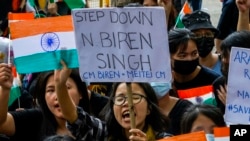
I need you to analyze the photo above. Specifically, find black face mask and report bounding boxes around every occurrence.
[173,58,199,75]
[196,37,214,58]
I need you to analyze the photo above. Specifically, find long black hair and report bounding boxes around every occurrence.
[181,104,226,134]
[168,28,197,54]
[100,82,170,140]
[35,69,90,140]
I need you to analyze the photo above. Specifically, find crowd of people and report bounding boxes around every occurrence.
[0,0,250,141]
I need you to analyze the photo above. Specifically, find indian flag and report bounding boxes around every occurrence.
[26,0,36,13]
[214,127,230,141]
[0,37,14,64]
[7,13,34,107]
[177,85,215,105]
[174,0,192,28]
[8,66,22,107]
[50,0,86,9]
[8,12,35,23]
[9,15,79,74]
[157,131,207,141]
[0,38,21,107]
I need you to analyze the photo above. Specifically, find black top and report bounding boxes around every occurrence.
[168,99,193,135]
[174,66,221,90]
[216,0,238,40]
[9,108,43,141]
[89,91,109,118]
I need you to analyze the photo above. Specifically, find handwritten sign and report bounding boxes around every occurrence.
[72,7,171,82]
[225,47,250,124]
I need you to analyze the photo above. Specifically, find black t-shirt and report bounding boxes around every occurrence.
[168,99,193,135]
[174,66,221,90]
[9,108,43,141]
[90,91,109,118]
[216,0,238,40]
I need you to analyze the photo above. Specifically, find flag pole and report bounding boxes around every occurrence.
[126,82,136,130]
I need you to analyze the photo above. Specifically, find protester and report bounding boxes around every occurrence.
[43,134,75,141]
[150,82,193,135]
[158,0,178,31]
[142,0,158,6]
[214,0,238,53]
[236,0,250,30]
[182,10,222,75]
[172,0,185,13]
[214,1,250,112]
[168,28,220,105]
[0,67,104,141]
[189,0,202,11]
[111,0,143,7]
[54,61,172,140]
[213,30,250,114]
[181,104,226,141]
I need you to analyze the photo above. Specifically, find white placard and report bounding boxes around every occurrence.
[225,47,250,124]
[72,7,171,82]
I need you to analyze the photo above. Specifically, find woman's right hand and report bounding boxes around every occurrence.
[236,0,250,12]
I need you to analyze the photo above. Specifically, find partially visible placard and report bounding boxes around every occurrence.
[225,47,250,124]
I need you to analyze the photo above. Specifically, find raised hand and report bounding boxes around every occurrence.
[236,0,250,12]
[54,60,72,86]
[0,63,13,90]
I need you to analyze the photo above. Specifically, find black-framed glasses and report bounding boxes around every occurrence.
[113,94,147,106]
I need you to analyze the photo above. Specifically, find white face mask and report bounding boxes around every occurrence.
[205,134,214,141]
[150,82,172,99]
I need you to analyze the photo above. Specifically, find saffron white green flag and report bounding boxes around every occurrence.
[9,15,79,74]
[174,0,192,28]
[8,12,35,23]
[50,0,86,9]
[6,13,34,107]
[0,37,20,107]
[8,67,22,107]
[26,0,36,13]
[214,127,230,141]
[177,85,215,105]
[157,131,207,141]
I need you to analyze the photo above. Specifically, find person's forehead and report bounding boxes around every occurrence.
[177,41,197,52]
[193,29,213,33]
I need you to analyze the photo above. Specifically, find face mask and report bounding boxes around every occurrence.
[205,134,214,141]
[196,37,214,58]
[173,58,199,75]
[150,82,172,99]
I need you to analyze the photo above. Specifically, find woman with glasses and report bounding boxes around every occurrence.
[55,61,172,140]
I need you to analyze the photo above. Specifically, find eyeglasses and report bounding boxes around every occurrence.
[113,94,147,106]
[194,32,214,38]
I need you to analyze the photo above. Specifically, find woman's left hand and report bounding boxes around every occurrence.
[129,128,147,141]
[217,84,227,105]
[54,60,72,85]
